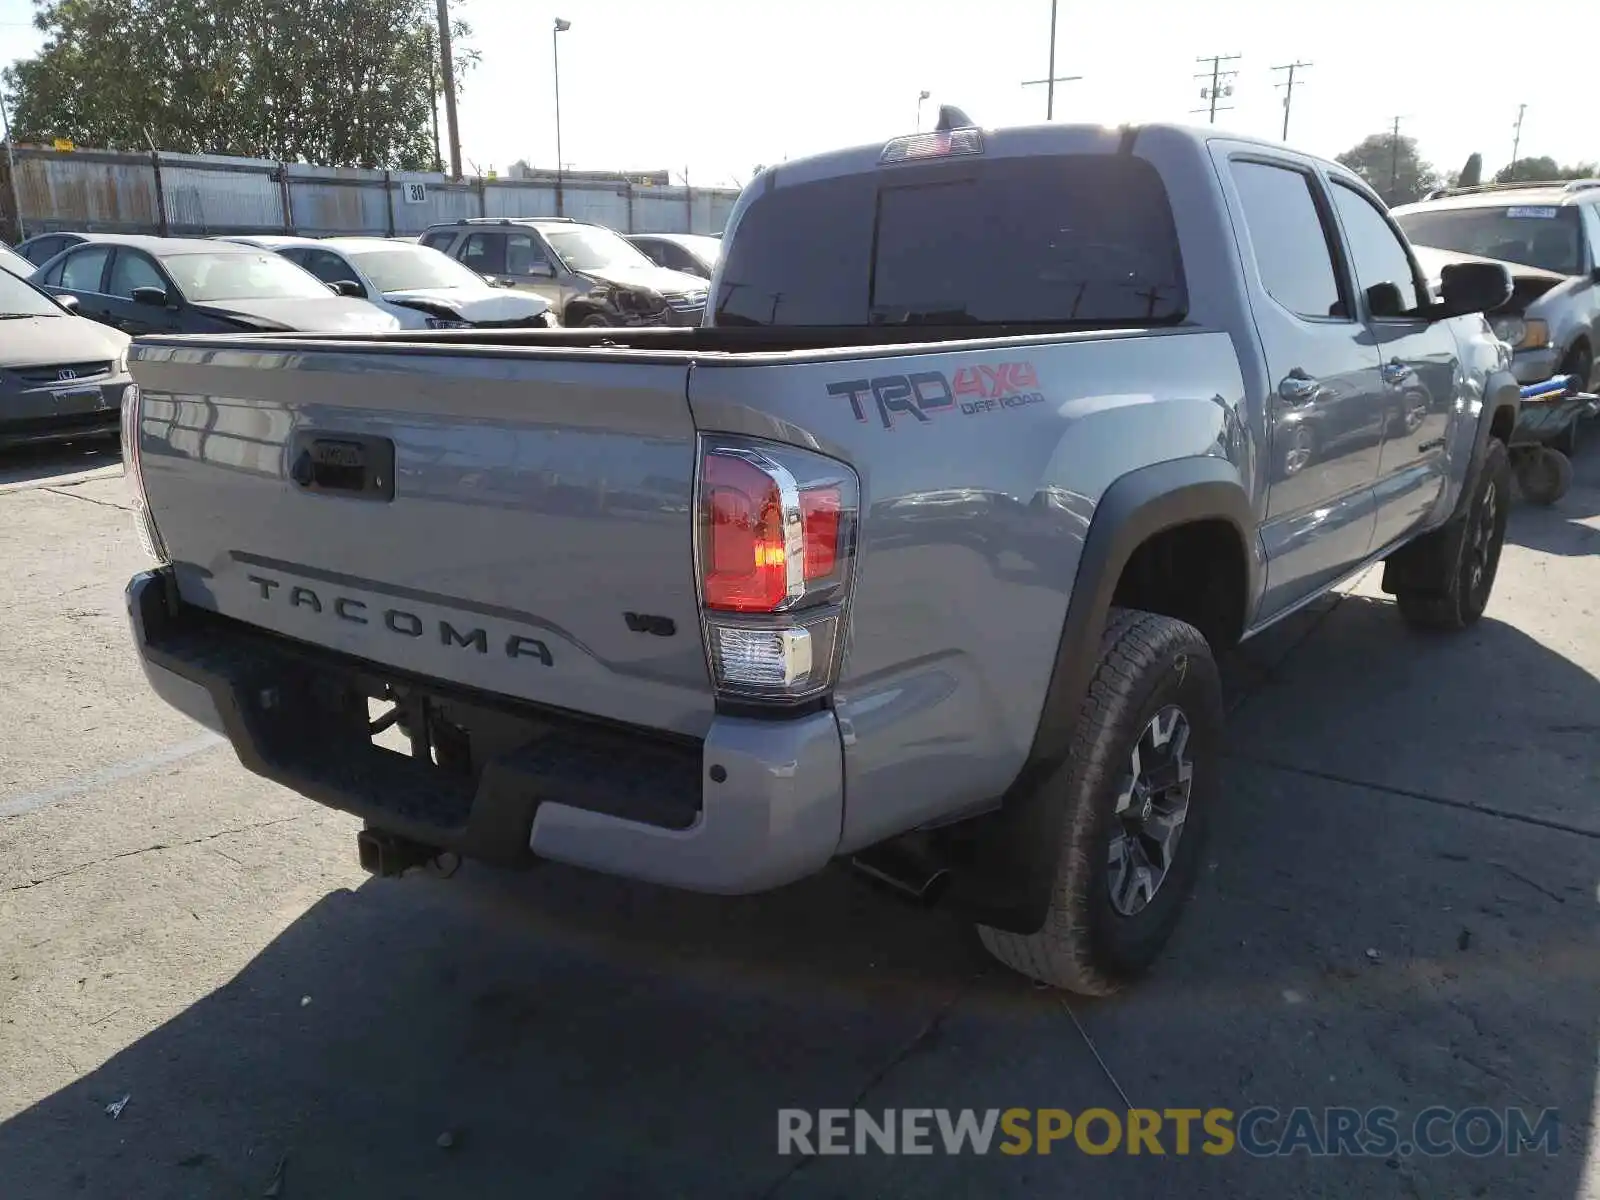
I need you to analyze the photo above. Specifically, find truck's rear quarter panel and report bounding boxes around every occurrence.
[133,343,713,737]
[688,329,1248,850]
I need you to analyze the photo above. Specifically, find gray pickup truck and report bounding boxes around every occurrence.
[121,111,1521,994]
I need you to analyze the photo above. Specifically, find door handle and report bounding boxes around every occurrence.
[1278,370,1320,403]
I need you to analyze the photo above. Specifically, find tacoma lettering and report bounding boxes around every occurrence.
[241,575,553,666]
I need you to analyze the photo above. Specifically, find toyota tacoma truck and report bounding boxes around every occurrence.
[120,111,1521,994]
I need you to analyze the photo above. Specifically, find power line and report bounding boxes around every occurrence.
[1192,54,1241,124]
[1271,60,1312,142]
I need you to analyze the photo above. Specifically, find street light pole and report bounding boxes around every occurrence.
[916,90,930,131]
[553,17,570,215]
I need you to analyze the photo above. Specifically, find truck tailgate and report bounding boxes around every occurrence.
[130,342,712,736]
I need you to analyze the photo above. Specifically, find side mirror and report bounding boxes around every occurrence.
[131,286,169,308]
[1366,282,1408,319]
[54,293,79,313]
[1438,261,1512,317]
[528,261,555,278]
[330,279,365,298]
[1590,265,1600,284]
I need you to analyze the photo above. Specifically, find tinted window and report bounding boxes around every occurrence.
[420,231,455,253]
[107,250,167,298]
[1229,161,1345,320]
[24,236,63,265]
[505,233,548,274]
[59,246,112,292]
[633,238,669,268]
[460,233,506,275]
[1393,204,1583,276]
[300,249,354,285]
[715,155,1186,327]
[1330,181,1422,315]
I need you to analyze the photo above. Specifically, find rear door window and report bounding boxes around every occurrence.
[1228,161,1347,320]
[460,233,506,275]
[420,231,455,253]
[714,154,1187,327]
[59,246,112,293]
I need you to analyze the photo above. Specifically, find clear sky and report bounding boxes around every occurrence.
[1,0,1594,188]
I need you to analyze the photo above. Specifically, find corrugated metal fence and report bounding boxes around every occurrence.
[0,145,740,240]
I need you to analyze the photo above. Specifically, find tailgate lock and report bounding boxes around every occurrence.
[289,432,396,501]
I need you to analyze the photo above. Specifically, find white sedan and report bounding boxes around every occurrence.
[219,235,556,329]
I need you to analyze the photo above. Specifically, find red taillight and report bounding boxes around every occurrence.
[695,437,859,704]
[702,452,788,612]
[799,487,840,581]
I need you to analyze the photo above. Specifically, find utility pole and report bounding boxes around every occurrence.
[1192,54,1241,124]
[1020,0,1081,120]
[1271,60,1311,142]
[434,0,462,179]
[1511,103,1527,170]
[1388,115,1405,204]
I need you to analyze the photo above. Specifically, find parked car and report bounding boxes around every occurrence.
[14,231,90,268]
[0,242,38,279]
[220,235,554,329]
[626,232,722,279]
[122,112,1520,995]
[0,265,129,449]
[31,235,402,335]
[419,216,707,327]
[1393,181,1600,393]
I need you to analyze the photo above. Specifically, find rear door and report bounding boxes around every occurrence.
[1327,177,1459,550]
[49,245,116,325]
[1216,151,1385,618]
[132,343,712,735]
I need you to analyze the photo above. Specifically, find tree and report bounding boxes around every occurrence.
[1494,156,1599,184]
[1335,132,1442,206]
[2,0,478,169]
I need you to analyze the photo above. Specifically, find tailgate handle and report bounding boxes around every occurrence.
[289,433,395,501]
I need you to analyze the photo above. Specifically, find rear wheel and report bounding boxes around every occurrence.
[976,609,1223,995]
[1393,438,1511,630]
[579,313,613,328]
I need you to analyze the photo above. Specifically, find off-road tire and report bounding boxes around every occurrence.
[976,608,1223,995]
[1393,438,1511,631]
[580,313,613,327]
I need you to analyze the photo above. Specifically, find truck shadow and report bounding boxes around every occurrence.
[0,604,1594,1199]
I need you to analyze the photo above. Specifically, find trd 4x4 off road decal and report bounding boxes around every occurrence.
[827,362,1045,429]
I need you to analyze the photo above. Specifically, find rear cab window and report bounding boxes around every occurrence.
[714,154,1187,327]
[419,231,456,254]
[1394,203,1583,276]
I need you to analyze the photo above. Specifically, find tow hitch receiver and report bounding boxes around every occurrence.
[356,827,446,878]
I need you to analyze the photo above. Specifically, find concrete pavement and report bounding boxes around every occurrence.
[0,438,1595,1199]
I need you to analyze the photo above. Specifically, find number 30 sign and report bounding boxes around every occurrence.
[402,182,428,205]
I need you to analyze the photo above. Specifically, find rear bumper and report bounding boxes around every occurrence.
[127,568,844,893]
